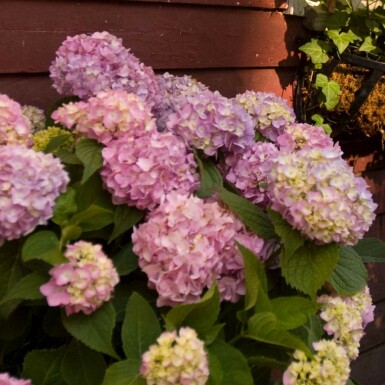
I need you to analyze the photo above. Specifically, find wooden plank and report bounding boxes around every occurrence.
[351,344,385,385]
[362,169,385,215]
[360,299,385,352]
[0,1,305,72]
[0,68,296,110]
[367,260,385,304]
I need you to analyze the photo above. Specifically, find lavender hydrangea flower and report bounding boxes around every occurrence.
[167,90,255,156]
[50,31,159,105]
[0,373,31,385]
[0,94,33,147]
[40,241,119,316]
[132,192,270,306]
[0,145,69,245]
[224,142,279,206]
[141,327,209,385]
[101,131,199,211]
[52,89,156,144]
[267,147,377,245]
[234,90,295,141]
[153,72,208,131]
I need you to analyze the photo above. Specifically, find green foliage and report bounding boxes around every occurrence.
[315,74,342,110]
[43,134,72,154]
[311,114,332,135]
[353,237,385,262]
[195,151,223,198]
[75,139,103,184]
[102,360,145,385]
[112,243,139,276]
[299,39,330,65]
[67,204,114,232]
[326,29,359,53]
[109,205,144,243]
[52,187,78,226]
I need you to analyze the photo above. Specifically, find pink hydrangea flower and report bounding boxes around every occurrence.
[224,142,279,206]
[267,146,377,245]
[276,123,336,152]
[0,373,31,385]
[234,91,296,141]
[0,145,69,245]
[0,94,33,147]
[52,89,156,144]
[101,132,199,211]
[153,73,208,131]
[167,90,255,156]
[40,241,119,316]
[141,327,209,385]
[50,31,159,105]
[132,192,270,306]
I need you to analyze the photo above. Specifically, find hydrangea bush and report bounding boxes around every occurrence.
[0,31,384,385]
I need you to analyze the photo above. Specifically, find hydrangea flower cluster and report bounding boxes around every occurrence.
[140,327,209,385]
[40,241,119,316]
[154,73,208,131]
[276,123,336,152]
[283,340,350,385]
[0,373,31,385]
[0,94,33,147]
[0,145,69,245]
[317,287,375,359]
[224,142,279,206]
[132,192,269,306]
[234,91,295,141]
[52,89,156,144]
[101,132,199,211]
[21,105,46,132]
[167,90,255,156]
[49,31,159,105]
[267,147,377,245]
[33,126,74,153]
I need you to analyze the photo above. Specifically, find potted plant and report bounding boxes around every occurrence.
[295,0,385,154]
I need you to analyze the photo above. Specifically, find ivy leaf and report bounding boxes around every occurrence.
[22,348,66,385]
[246,312,312,356]
[102,360,145,385]
[75,139,103,184]
[326,29,357,53]
[299,39,330,65]
[122,293,161,360]
[52,187,78,226]
[109,205,144,243]
[359,36,379,53]
[281,241,339,298]
[353,237,385,262]
[219,188,277,240]
[207,341,253,385]
[22,231,66,265]
[0,272,47,304]
[311,114,332,135]
[329,246,368,295]
[195,151,223,198]
[315,74,341,110]
[62,303,119,359]
[271,297,318,330]
[61,339,106,385]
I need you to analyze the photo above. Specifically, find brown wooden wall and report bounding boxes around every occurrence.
[0,1,384,384]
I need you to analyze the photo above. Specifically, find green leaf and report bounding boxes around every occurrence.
[246,312,312,356]
[329,246,368,295]
[327,29,357,53]
[208,340,253,385]
[237,243,267,311]
[43,134,71,154]
[359,36,379,53]
[195,152,223,198]
[247,355,287,368]
[299,39,330,64]
[347,378,361,385]
[268,210,304,259]
[67,204,114,232]
[75,139,103,184]
[311,114,332,135]
[281,241,339,298]
[102,360,145,385]
[122,293,161,360]
[165,284,220,333]
[113,243,138,276]
[353,237,385,262]
[294,314,323,347]
[271,297,318,330]
[52,187,78,225]
[219,188,277,240]
[62,303,118,358]
[315,74,341,110]
[22,231,66,265]
[22,348,66,385]
[61,339,106,385]
[56,149,82,165]
[60,224,82,246]
[109,205,144,243]
[0,272,47,304]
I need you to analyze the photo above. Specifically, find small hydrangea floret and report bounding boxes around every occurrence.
[21,105,46,132]
[0,373,31,385]
[33,126,74,153]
